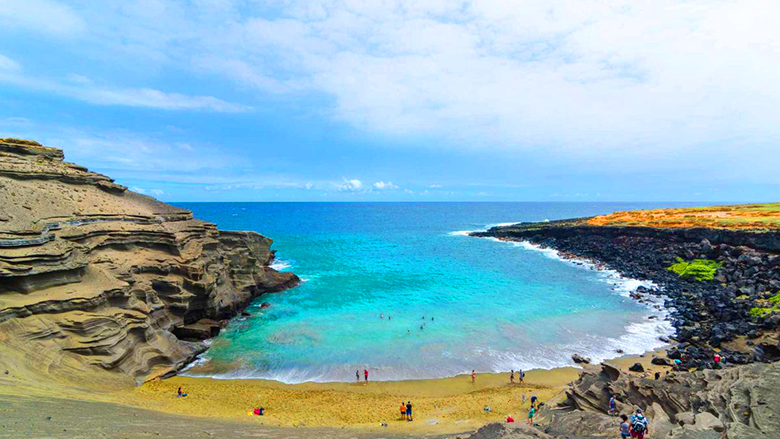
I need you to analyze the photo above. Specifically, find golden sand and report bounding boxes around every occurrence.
[0,344,670,435]
[127,367,578,434]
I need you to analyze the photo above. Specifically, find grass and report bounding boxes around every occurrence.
[749,293,780,320]
[667,257,722,281]
[587,203,780,230]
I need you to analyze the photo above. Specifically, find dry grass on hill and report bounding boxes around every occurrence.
[587,203,780,230]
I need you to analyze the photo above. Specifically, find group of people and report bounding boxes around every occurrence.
[610,395,650,439]
[509,369,525,383]
[399,401,413,421]
[356,369,369,382]
[379,313,435,333]
[619,409,649,439]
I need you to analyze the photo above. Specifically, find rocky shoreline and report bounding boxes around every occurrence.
[0,139,299,385]
[472,219,780,371]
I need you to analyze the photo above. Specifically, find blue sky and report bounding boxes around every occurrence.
[1,0,778,202]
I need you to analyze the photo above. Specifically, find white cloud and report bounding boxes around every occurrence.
[0,57,250,113]
[123,0,777,156]
[0,54,20,72]
[66,74,92,84]
[373,181,399,190]
[5,0,780,167]
[304,182,314,190]
[0,0,85,36]
[130,186,164,197]
[338,178,363,191]
[0,116,32,127]
[429,184,442,188]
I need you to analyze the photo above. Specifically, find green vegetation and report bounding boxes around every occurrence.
[667,257,722,281]
[750,307,773,318]
[749,292,780,320]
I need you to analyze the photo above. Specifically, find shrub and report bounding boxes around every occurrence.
[750,307,773,318]
[667,257,722,281]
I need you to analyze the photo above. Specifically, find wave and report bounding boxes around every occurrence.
[447,220,523,237]
[494,238,675,362]
[269,259,292,271]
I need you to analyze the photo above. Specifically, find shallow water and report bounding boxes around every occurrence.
[177,202,688,383]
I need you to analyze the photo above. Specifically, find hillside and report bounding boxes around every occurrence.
[587,203,780,230]
[0,138,298,387]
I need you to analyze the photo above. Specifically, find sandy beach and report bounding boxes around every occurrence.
[0,349,673,438]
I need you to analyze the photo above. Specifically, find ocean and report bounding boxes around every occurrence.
[176,202,686,383]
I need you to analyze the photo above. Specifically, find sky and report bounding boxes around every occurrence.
[0,0,778,202]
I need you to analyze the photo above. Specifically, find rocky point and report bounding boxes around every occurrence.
[0,139,298,386]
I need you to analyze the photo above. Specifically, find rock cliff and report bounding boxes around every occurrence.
[0,139,298,386]
[463,361,780,438]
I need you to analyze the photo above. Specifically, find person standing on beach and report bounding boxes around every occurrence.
[471,370,476,383]
[518,369,524,383]
[406,401,413,421]
[364,369,369,382]
[510,370,514,384]
[356,370,360,382]
[399,401,406,420]
[527,405,535,425]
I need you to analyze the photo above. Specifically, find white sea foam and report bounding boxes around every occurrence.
[447,220,522,237]
[269,259,292,271]
[495,238,675,367]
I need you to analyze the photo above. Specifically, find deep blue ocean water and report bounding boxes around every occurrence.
[176,202,692,383]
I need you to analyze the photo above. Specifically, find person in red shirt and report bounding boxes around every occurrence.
[364,369,369,382]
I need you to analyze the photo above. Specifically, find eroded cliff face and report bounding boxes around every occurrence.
[0,139,298,386]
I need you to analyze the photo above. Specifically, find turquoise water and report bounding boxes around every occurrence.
[177,202,682,383]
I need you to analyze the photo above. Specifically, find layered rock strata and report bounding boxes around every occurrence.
[465,361,780,438]
[0,139,298,385]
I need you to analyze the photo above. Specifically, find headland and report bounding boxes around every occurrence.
[1,138,779,438]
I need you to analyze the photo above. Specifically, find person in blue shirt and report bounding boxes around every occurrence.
[608,395,617,415]
[629,408,649,439]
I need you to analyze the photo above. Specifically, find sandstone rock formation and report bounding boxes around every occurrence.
[0,139,298,386]
[464,361,779,438]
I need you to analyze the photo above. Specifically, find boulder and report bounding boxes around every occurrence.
[651,357,670,366]
[571,353,591,364]
[692,412,725,432]
[466,422,553,439]
[629,363,645,372]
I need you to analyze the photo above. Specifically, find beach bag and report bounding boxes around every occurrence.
[632,416,646,432]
